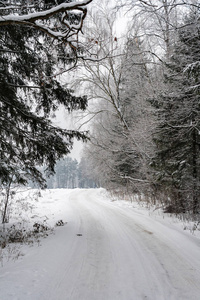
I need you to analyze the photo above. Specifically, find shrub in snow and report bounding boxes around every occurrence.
[55,220,65,226]
[0,220,53,250]
[33,222,49,233]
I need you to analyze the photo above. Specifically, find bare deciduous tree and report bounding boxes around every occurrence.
[76,7,156,195]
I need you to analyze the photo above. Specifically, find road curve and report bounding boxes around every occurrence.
[1,189,200,300]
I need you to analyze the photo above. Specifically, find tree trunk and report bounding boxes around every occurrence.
[192,130,198,214]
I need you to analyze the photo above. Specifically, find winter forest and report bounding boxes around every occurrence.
[0,0,200,223]
[1,1,200,299]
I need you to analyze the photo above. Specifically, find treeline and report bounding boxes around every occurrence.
[45,157,97,189]
[79,1,200,214]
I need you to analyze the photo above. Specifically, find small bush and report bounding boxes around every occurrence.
[0,220,53,249]
[55,220,65,226]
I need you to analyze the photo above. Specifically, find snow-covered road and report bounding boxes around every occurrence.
[1,189,200,300]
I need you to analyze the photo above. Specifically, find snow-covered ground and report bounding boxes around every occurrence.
[0,188,200,300]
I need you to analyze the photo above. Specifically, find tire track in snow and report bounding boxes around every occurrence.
[1,189,200,300]
[63,189,200,300]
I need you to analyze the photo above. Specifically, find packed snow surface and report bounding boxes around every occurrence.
[0,188,200,300]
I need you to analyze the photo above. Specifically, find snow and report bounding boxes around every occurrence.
[0,1,92,22]
[0,188,200,300]
[0,0,92,42]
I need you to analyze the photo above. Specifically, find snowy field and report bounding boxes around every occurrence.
[0,188,200,300]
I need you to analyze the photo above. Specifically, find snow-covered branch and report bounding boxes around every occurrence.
[0,0,93,47]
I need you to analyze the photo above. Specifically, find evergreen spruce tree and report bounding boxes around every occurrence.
[151,10,200,213]
[0,1,88,188]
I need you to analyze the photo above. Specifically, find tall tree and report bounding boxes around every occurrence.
[151,9,200,213]
[0,0,93,187]
[78,7,154,194]
[116,0,198,61]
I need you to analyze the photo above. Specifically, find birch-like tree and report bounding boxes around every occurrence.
[116,0,200,66]
[78,8,155,195]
